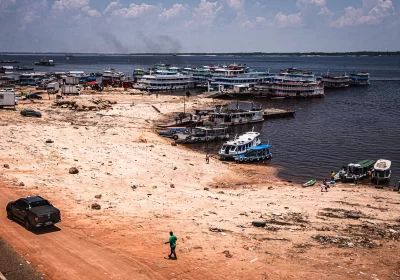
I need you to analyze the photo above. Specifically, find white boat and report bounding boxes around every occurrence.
[372,159,391,184]
[350,72,370,86]
[134,73,194,90]
[219,131,261,160]
[172,126,229,143]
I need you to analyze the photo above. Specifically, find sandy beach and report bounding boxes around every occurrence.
[1,88,400,280]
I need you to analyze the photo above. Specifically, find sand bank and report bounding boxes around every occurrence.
[1,88,400,279]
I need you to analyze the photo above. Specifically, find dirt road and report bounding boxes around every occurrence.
[0,182,178,280]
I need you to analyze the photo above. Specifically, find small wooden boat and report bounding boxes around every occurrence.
[302,179,316,187]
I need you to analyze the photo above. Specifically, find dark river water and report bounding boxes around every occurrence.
[3,54,400,183]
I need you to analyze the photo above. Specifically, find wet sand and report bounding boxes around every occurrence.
[1,87,400,279]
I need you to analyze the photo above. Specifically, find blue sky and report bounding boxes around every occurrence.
[0,0,399,52]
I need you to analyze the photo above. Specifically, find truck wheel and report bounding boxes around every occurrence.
[24,219,32,231]
[6,209,13,220]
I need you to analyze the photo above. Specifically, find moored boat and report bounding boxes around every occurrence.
[15,66,34,71]
[234,144,272,163]
[219,131,261,160]
[134,73,194,91]
[173,126,229,143]
[341,159,375,183]
[349,72,370,86]
[322,73,350,88]
[204,109,264,126]
[372,159,391,184]
[34,57,55,66]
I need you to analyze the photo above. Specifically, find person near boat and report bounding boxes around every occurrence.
[321,179,329,192]
[206,153,210,164]
[165,231,177,260]
[331,171,335,181]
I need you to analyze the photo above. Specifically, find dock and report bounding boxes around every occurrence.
[263,108,295,119]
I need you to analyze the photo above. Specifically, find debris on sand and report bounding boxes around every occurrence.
[45,139,54,143]
[209,227,225,232]
[54,98,115,111]
[91,203,101,210]
[318,208,363,220]
[19,182,25,186]
[69,167,79,174]
[3,164,10,169]
[222,250,233,258]
[252,221,266,228]
[312,235,377,248]
[95,194,102,199]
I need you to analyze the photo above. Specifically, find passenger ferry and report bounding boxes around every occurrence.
[322,74,350,88]
[204,108,264,126]
[133,73,194,90]
[210,72,270,89]
[349,72,370,86]
[219,131,261,160]
[181,67,212,87]
[256,81,324,98]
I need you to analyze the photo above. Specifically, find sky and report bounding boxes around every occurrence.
[0,0,399,53]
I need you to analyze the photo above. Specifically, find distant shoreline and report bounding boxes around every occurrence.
[1,51,400,56]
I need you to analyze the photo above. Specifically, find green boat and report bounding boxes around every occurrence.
[342,159,376,183]
[302,179,316,187]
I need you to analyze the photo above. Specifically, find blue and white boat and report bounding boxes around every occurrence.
[350,72,370,86]
[219,131,261,160]
[234,144,272,163]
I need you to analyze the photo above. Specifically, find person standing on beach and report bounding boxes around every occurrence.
[206,153,210,164]
[321,179,328,192]
[165,232,177,259]
[331,171,335,181]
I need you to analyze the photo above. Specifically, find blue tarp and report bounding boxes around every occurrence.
[248,144,271,151]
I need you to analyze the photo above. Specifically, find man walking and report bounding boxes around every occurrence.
[206,153,210,164]
[165,231,177,260]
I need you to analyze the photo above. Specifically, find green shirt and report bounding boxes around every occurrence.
[168,235,177,248]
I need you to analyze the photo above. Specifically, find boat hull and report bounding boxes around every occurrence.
[175,134,229,144]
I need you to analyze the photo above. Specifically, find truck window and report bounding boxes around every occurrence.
[30,200,50,208]
[16,200,29,209]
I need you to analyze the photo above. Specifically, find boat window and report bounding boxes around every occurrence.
[230,146,237,152]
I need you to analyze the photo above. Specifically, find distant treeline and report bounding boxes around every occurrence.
[1,51,400,56]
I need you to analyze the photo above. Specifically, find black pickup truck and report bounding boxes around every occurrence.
[6,196,61,231]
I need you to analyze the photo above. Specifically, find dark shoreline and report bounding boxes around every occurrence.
[0,238,43,280]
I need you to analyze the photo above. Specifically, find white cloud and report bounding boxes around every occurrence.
[274,12,302,28]
[226,0,245,9]
[317,6,334,17]
[159,3,188,20]
[296,0,326,9]
[241,16,266,28]
[253,2,266,9]
[82,6,101,17]
[185,0,222,28]
[22,0,48,26]
[331,0,394,28]
[103,0,121,14]
[358,0,394,24]
[111,3,158,19]
[0,0,16,10]
[52,0,89,11]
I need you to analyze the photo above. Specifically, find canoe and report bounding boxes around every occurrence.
[302,179,316,187]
